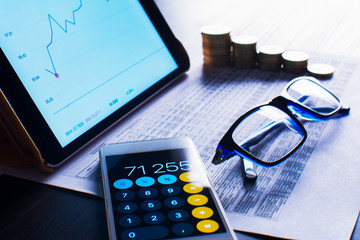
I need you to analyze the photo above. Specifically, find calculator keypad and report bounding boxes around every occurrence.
[112,171,225,239]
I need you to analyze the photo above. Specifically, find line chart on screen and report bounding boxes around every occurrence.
[0,0,178,146]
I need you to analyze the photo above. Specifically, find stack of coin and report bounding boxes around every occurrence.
[257,45,284,72]
[282,51,309,74]
[307,63,335,79]
[231,35,257,69]
[201,24,232,67]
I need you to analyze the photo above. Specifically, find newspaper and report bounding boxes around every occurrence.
[2,54,360,240]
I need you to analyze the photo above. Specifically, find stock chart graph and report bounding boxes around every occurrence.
[0,0,177,146]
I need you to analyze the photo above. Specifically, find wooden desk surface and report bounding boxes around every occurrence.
[2,0,360,239]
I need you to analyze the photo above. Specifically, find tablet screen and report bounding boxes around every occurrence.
[0,0,178,147]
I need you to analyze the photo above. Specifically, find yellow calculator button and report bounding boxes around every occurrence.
[196,219,219,233]
[179,172,199,182]
[183,183,203,194]
[187,194,208,206]
[192,206,213,219]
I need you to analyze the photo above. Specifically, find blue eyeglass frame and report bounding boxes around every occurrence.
[212,76,349,167]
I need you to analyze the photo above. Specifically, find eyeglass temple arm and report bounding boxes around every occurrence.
[242,157,257,181]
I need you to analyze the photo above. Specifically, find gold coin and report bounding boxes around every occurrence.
[307,63,335,79]
[282,51,309,62]
[200,24,232,36]
[257,45,284,72]
[231,35,257,69]
[282,51,309,74]
[201,24,231,67]
[258,45,284,55]
[231,35,257,45]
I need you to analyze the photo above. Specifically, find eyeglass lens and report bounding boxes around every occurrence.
[232,105,305,164]
[286,79,341,116]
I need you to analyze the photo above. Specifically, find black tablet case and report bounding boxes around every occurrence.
[0,90,52,172]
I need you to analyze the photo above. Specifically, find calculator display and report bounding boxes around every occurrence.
[105,148,231,240]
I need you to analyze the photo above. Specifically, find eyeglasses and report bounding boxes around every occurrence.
[212,76,350,179]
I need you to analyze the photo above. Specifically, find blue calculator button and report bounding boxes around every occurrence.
[161,185,181,196]
[135,176,155,187]
[140,199,161,211]
[117,202,138,214]
[119,215,141,228]
[115,190,135,201]
[121,226,169,240]
[143,212,165,225]
[138,188,158,199]
[164,197,185,209]
[113,179,133,189]
[168,209,189,222]
[157,174,177,185]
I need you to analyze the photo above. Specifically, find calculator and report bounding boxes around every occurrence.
[99,137,236,240]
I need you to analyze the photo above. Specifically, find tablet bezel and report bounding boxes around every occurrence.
[0,0,190,167]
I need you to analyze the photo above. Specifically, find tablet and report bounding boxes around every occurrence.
[0,0,189,168]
